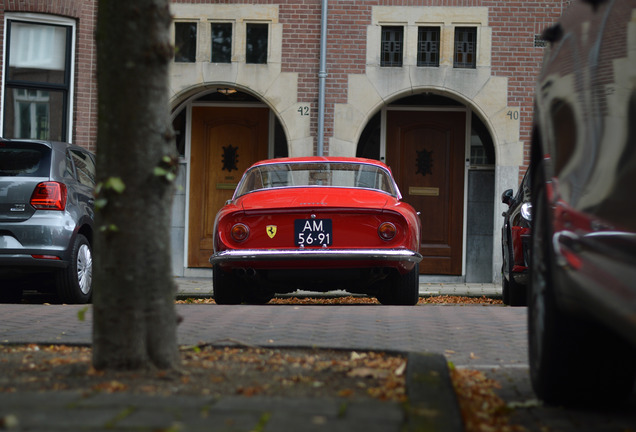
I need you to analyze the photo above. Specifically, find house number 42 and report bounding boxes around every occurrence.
[298,106,310,116]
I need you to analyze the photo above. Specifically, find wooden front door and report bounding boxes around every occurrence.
[188,106,269,267]
[386,110,466,275]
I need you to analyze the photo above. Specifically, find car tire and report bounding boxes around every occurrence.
[501,266,510,305]
[244,288,274,305]
[508,279,527,307]
[213,265,244,305]
[0,285,23,303]
[378,263,419,305]
[56,234,92,304]
[503,243,527,307]
[529,168,636,406]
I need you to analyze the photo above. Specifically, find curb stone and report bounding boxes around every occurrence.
[405,352,464,432]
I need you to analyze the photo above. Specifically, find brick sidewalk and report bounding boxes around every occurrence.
[0,303,525,367]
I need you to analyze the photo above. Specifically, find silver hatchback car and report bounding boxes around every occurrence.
[0,139,95,303]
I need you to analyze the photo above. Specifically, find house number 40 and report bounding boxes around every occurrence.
[298,106,310,116]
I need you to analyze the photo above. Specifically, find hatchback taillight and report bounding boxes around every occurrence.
[30,182,67,211]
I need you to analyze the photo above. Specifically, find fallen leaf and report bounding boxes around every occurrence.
[236,386,264,397]
[338,388,354,397]
[350,352,367,361]
[0,414,19,429]
[347,367,390,379]
[92,380,128,393]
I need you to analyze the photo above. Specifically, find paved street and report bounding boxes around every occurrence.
[0,303,526,367]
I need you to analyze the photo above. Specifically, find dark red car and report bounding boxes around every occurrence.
[529,0,636,406]
[501,168,532,306]
[209,157,422,305]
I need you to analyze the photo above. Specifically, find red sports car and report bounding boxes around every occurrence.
[209,157,422,305]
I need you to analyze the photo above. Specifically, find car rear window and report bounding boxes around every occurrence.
[234,162,399,198]
[0,143,51,177]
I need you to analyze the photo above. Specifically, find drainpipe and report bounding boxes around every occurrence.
[317,0,328,156]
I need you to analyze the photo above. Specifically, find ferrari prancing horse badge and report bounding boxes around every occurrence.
[266,225,277,238]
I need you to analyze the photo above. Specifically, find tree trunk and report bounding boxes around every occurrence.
[92,0,180,370]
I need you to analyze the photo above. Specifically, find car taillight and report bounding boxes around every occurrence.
[231,223,249,242]
[30,182,67,211]
[378,222,396,241]
[32,254,61,260]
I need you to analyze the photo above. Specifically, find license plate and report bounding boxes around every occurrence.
[294,219,332,247]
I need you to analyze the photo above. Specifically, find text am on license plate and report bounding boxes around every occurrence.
[294,219,332,247]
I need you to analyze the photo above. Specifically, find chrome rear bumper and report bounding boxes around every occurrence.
[210,248,422,265]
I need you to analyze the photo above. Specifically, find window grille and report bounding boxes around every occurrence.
[417,27,440,67]
[381,26,403,67]
[454,27,477,69]
[534,34,547,48]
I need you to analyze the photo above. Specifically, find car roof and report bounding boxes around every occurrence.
[0,138,92,154]
[249,156,390,170]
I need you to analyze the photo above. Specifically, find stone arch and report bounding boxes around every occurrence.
[342,83,514,283]
[168,84,292,159]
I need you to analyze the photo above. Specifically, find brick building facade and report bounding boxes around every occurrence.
[0,0,570,282]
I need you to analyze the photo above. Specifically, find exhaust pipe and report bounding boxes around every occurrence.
[235,268,257,278]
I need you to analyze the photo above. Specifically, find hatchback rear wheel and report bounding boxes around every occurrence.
[0,285,23,303]
[56,234,92,304]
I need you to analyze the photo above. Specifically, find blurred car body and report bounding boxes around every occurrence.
[501,168,532,306]
[0,139,95,303]
[209,157,422,305]
[528,0,636,406]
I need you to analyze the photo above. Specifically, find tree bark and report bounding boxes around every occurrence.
[92,0,179,370]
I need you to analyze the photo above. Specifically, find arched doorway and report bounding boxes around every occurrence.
[357,93,495,282]
[170,89,289,272]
